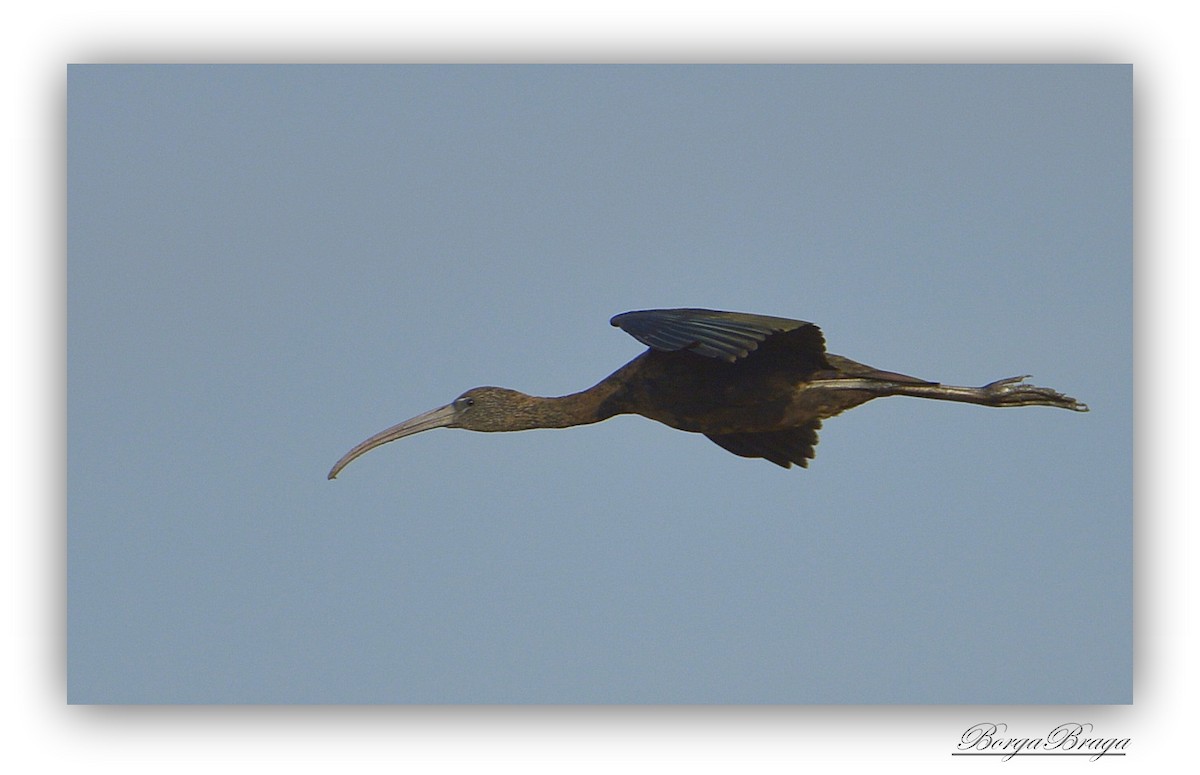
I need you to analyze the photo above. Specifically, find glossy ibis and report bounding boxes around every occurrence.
[328,308,1086,477]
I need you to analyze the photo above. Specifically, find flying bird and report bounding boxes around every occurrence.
[329,308,1086,478]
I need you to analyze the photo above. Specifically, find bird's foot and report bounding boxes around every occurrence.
[982,375,1089,412]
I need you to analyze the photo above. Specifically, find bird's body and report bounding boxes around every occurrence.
[329,308,1086,477]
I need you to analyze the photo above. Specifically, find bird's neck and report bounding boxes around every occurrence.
[524,368,631,429]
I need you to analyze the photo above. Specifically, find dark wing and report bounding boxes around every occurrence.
[610,308,826,364]
[704,422,822,469]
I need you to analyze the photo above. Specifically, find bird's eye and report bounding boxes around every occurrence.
[454,396,475,410]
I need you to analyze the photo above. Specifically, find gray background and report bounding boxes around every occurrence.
[68,65,1130,703]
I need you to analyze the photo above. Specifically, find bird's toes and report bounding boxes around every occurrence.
[987,379,1088,411]
[983,374,1032,390]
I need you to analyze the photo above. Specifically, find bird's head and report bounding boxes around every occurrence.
[444,386,541,432]
[327,386,536,479]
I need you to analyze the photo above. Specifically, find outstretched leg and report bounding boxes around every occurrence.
[915,374,1089,411]
[810,374,1088,412]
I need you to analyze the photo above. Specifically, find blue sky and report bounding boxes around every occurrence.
[68,64,1130,703]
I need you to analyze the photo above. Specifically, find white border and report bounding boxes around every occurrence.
[8,2,1190,771]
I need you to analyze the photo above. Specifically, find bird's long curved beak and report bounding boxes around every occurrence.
[327,403,457,479]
